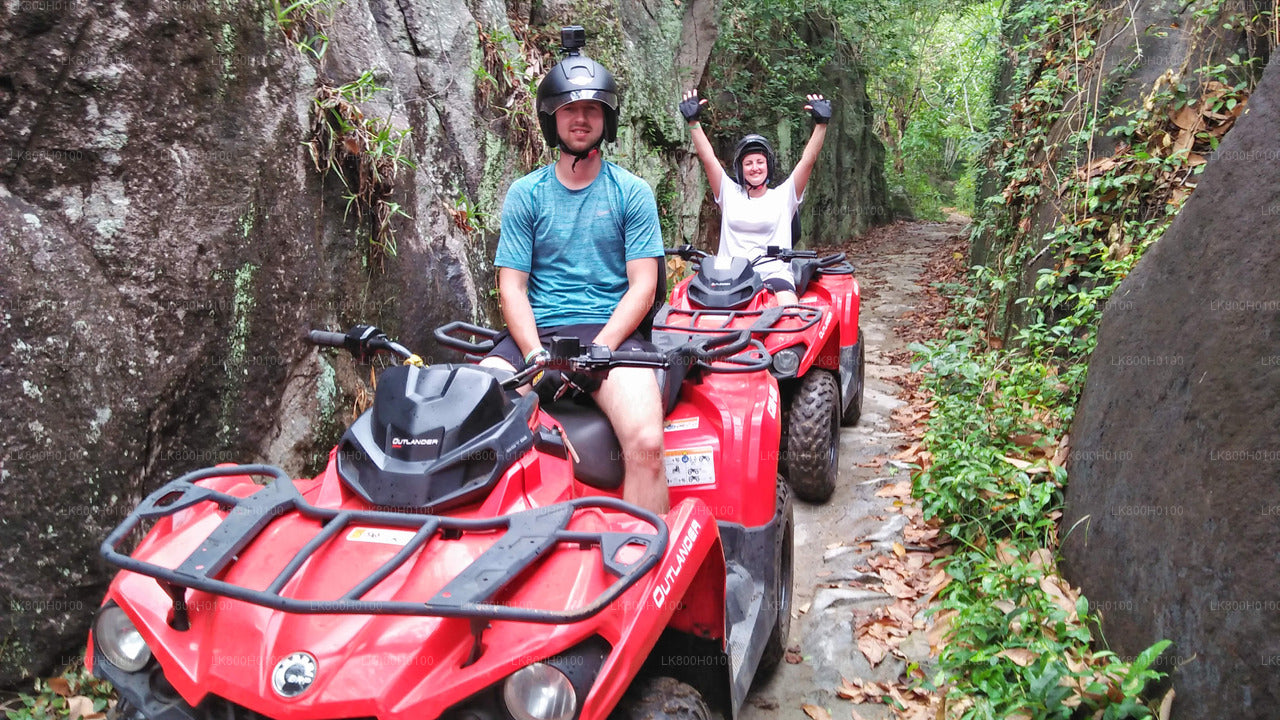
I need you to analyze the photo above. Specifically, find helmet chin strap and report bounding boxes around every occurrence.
[559,141,601,172]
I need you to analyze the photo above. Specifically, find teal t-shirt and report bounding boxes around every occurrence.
[495,161,664,327]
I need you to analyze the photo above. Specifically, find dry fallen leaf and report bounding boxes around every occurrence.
[998,647,1039,667]
[801,703,832,720]
[1001,455,1033,470]
[857,633,890,667]
[1158,688,1175,720]
[875,480,913,498]
[927,608,957,650]
[48,677,73,697]
[66,696,96,720]
[836,677,868,702]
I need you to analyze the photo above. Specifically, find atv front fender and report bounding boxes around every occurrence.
[578,499,726,720]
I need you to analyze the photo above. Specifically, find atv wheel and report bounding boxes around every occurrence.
[785,369,839,503]
[840,331,865,427]
[757,477,794,679]
[613,676,712,720]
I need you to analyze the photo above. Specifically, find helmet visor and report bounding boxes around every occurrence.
[538,89,619,116]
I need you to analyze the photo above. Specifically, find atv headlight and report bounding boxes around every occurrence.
[502,662,576,720]
[772,348,802,377]
[94,605,152,672]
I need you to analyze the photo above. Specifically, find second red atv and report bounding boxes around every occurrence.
[86,322,793,720]
[660,245,864,503]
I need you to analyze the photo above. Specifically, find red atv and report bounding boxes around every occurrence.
[660,245,864,503]
[86,323,793,720]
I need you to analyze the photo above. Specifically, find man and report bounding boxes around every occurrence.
[480,28,668,514]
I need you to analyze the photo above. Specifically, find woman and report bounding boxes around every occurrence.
[680,89,831,305]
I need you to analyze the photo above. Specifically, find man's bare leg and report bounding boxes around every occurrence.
[594,367,668,514]
[480,356,536,396]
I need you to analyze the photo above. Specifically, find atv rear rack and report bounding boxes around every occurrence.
[102,465,667,632]
[653,304,823,335]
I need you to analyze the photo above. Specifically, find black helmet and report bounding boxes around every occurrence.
[536,27,619,150]
[732,134,777,188]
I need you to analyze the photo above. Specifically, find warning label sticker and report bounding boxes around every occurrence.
[664,417,699,433]
[347,527,416,546]
[664,447,716,487]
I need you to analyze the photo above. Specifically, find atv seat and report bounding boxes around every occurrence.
[543,337,696,491]
[790,258,821,297]
[792,252,852,296]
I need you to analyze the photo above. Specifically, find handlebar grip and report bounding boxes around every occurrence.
[308,330,347,347]
[664,245,709,259]
[698,330,750,358]
[608,350,668,365]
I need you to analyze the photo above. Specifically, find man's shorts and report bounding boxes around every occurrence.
[486,323,655,371]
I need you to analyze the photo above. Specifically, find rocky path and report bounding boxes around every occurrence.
[741,218,968,720]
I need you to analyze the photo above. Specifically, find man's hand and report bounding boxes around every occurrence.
[680,89,707,123]
[805,93,832,124]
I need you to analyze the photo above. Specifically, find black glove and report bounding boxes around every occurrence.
[564,371,602,395]
[679,90,706,123]
[805,94,831,124]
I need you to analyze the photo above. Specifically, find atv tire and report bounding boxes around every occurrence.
[757,477,794,680]
[613,676,712,720]
[785,369,839,503]
[840,331,865,427]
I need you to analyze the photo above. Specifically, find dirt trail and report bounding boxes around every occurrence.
[741,218,968,720]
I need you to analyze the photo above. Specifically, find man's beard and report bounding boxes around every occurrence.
[561,130,603,155]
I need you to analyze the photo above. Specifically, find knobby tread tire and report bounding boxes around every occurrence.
[612,676,712,720]
[840,330,865,427]
[756,477,794,680]
[786,369,839,503]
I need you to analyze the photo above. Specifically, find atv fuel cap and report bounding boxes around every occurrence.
[271,652,318,697]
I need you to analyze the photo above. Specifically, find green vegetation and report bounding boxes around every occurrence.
[476,22,547,172]
[867,0,1002,216]
[272,0,339,59]
[271,0,416,265]
[2,665,114,720]
[308,70,416,262]
[909,0,1268,714]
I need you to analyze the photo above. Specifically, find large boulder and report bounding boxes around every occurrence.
[1061,58,1280,718]
[0,0,523,685]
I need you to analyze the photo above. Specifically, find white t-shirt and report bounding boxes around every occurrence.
[714,168,803,282]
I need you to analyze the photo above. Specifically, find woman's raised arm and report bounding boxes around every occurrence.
[681,89,724,201]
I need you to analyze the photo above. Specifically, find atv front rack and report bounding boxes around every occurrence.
[102,465,667,630]
[653,304,823,336]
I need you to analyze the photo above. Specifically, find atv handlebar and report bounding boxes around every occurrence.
[665,244,710,260]
[765,245,847,267]
[434,321,501,356]
[665,244,847,271]
[309,325,415,362]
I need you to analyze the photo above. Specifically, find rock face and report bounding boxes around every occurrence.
[0,0,887,685]
[1061,59,1280,719]
[970,0,1258,335]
